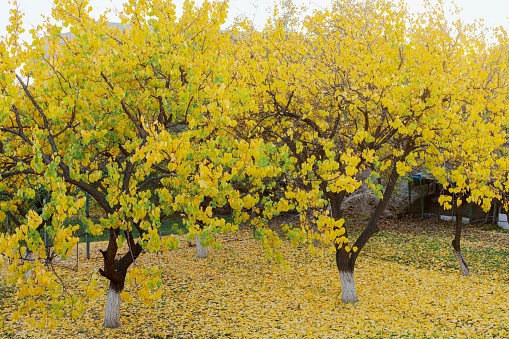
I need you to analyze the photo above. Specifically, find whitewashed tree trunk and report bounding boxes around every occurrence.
[195,235,208,259]
[454,250,470,276]
[305,209,322,247]
[340,271,358,303]
[103,286,122,328]
[24,251,35,280]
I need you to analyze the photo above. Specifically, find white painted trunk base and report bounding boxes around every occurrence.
[340,271,358,303]
[24,251,35,280]
[195,235,209,259]
[454,250,470,276]
[103,287,121,328]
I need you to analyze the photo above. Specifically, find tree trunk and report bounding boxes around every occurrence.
[99,228,143,328]
[351,160,401,263]
[336,243,358,303]
[195,235,208,259]
[339,270,358,303]
[452,197,470,276]
[329,192,359,303]
[103,282,122,328]
[24,250,35,280]
[331,155,404,304]
[453,249,470,276]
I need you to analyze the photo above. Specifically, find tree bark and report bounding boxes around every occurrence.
[335,243,358,303]
[351,159,401,265]
[195,235,209,259]
[103,282,122,328]
[339,270,358,303]
[99,228,143,328]
[329,191,359,303]
[452,197,470,276]
[453,249,470,276]
[332,156,402,304]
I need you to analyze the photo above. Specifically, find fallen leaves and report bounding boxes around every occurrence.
[2,221,509,338]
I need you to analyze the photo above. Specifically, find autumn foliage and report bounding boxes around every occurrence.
[1,0,509,334]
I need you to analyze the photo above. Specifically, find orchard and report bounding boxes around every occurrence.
[1,0,509,337]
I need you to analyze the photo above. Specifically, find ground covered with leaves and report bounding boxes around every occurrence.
[2,220,509,338]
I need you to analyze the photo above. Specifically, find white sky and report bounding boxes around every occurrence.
[0,0,508,39]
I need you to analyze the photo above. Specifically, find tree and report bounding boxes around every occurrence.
[0,0,281,329]
[233,0,498,302]
[422,21,509,275]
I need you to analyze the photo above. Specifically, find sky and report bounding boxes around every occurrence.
[0,0,508,39]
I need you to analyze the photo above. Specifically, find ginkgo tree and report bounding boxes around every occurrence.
[0,0,285,329]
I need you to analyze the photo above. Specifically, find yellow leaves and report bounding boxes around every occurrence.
[2,221,509,338]
[229,197,242,211]
[141,227,162,253]
[362,149,377,164]
[17,284,30,299]
[377,159,391,172]
[120,290,133,303]
[167,162,177,172]
[352,130,371,144]
[258,228,285,264]
[301,156,316,174]
[2,0,509,335]
[296,141,304,154]
[345,165,356,177]
[10,311,20,322]
[125,266,164,306]
[396,161,411,176]
[456,198,462,207]
[316,216,344,233]
[83,274,102,300]
[161,234,180,251]
[53,226,79,258]
[88,170,102,183]
[328,175,361,194]
[174,194,185,206]
[242,194,257,209]
[495,157,509,169]
[276,198,293,213]
[438,195,453,210]
[112,86,126,100]
[26,210,42,230]
[87,220,104,236]
[340,152,361,170]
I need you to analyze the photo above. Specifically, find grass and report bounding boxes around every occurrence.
[310,218,509,293]
[359,219,509,273]
[474,223,509,233]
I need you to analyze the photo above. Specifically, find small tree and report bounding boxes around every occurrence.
[422,20,509,276]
